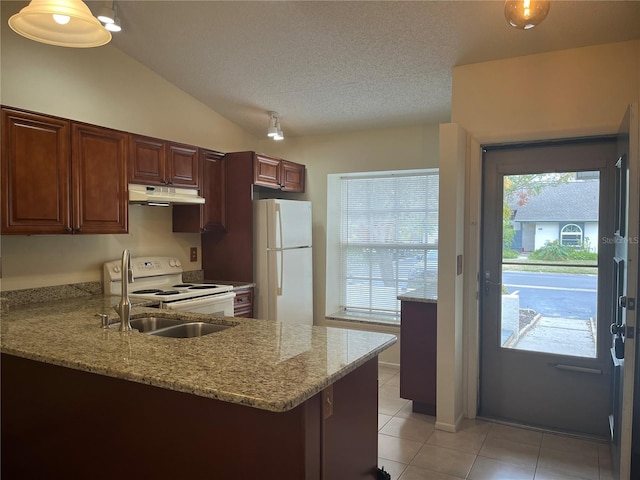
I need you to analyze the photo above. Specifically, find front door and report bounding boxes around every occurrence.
[480,138,617,438]
[610,104,639,480]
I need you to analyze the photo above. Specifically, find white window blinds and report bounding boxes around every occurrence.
[339,171,439,321]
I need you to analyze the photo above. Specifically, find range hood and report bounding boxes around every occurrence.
[128,184,205,206]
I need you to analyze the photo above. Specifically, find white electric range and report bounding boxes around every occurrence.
[103,256,235,316]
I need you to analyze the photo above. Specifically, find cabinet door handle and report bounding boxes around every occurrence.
[65,227,73,233]
[75,227,82,233]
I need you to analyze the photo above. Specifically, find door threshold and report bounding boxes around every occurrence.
[475,415,610,444]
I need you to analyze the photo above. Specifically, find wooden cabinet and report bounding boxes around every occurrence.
[202,151,306,283]
[254,153,305,192]
[1,108,127,235]
[233,287,254,318]
[173,149,225,233]
[400,300,437,415]
[129,134,199,188]
[71,123,128,234]
[2,354,379,480]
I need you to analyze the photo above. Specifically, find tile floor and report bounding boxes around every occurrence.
[377,363,615,480]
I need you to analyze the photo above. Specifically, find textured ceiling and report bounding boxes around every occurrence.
[18,1,640,137]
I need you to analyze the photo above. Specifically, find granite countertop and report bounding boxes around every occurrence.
[397,286,438,303]
[0,295,396,413]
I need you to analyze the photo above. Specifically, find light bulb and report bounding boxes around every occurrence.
[53,14,70,24]
[504,0,550,30]
[105,18,121,32]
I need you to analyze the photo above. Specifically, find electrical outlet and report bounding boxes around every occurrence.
[190,247,197,262]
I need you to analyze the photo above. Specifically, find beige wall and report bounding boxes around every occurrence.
[0,2,256,291]
[441,40,640,427]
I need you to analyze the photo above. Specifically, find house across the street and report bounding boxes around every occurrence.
[508,177,599,253]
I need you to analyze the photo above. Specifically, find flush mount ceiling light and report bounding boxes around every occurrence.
[504,0,550,30]
[8,0,111,48]
[267,111,284,141]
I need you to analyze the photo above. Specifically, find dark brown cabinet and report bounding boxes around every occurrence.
[254,153,305,192]
[2,354,379,480]
[173,149,225,233]
[1,107,127,235]
[400,300,437,415]
[202,151,306,283]
[129,134,199,188]
[233,287,254,318]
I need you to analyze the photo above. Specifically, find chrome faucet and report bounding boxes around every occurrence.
[117,249,134,332]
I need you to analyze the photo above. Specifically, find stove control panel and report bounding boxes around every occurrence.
[103,256,185,284]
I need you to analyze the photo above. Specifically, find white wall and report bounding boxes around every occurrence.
[0,2,256,291]
[442,40,640,427]
[535,222,559,250]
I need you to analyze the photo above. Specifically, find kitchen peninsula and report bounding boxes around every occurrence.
[1,295,396,480]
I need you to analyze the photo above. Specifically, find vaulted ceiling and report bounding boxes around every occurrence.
[28,1,640,137]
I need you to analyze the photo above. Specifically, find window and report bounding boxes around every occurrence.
[335,170,438,323]
[560,223,583,247]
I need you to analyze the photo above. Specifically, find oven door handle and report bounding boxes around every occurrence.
[161,292,236,310]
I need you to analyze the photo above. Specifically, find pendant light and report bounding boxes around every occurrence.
[8,0,111,48]
[504,0,550,30]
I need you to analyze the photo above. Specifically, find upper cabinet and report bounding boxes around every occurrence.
[254,153,305,192]
[173,149,226,233]
[1,108,128,235]
[129,134,200,189]
[201,151,306,283]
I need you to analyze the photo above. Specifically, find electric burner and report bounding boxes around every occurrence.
[188,285,219,290]
[156,290,180,296]
[133,289,163,294]
[173,284,193,288]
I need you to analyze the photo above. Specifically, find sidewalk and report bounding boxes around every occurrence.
[511,316,597,357]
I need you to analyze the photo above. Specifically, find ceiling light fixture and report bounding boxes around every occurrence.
[96,1,115,24]
[504,0,550,30]
[8,0,112,48]
[267,111,284,141]
[267,111,279,137]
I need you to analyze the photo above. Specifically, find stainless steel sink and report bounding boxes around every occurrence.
[130,316,183,333]
[146,322,232,338]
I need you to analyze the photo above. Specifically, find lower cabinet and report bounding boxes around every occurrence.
[1,354,379,480]
[233,287,254,318]
[399,301,437,415]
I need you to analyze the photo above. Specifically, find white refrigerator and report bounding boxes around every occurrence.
[254,199,313,324]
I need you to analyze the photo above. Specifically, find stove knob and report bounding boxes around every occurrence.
[169,258,176,267]
[175,259,182,267]
[113,265,121,273]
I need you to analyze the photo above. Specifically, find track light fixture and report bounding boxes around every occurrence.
[97,1,121,33]
[504,0,550,30]
[267,111,284,141]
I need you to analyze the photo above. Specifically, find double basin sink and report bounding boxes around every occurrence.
[130,316,232,338]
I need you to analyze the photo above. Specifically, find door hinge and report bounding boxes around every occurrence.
[626,326,635,339]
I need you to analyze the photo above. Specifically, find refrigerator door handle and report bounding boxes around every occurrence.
[276,202,283,251]
[278,250,284,296]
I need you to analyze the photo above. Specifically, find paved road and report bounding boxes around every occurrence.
[503,271,597,319]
